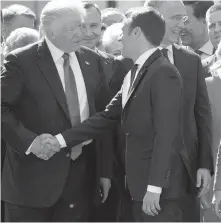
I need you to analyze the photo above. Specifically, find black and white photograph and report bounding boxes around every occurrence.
[1,0,221,222]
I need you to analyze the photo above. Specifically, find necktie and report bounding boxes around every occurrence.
[161,48,169,61]
[130,64,139,89]
[63,53,82,160]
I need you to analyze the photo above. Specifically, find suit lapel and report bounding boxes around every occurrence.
[76,49,95,116]
[36,39,70,119]
[123,49,162,110]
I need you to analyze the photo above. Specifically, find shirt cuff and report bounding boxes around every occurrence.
[147,185,162,194]
[55,134,67,148]
[25,143,33,155]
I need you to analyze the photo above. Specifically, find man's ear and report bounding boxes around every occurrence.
[131,27,142,38]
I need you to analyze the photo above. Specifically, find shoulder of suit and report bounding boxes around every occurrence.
[176,44,201,59]
[78,46,101,58]
[8,41,39,58]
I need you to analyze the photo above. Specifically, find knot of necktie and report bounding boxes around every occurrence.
[62,53,70,61]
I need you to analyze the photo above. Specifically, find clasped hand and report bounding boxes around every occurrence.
[30,134,60,160]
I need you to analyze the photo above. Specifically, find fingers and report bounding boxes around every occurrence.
[196,171,202,188]
[214,200,221,219]
[142,200,160,216]
[101,188,109,203]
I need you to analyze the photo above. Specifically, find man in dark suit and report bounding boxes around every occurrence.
[144,0,213,221]
[44,7,188,222]
[1,1,113,221]
[79,2,133,221]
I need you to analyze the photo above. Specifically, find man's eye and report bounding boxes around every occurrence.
[209,23,215,29]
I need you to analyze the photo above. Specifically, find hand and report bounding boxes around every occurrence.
[200,194,211,210]
[212,190,221,219]
[142,191,161,216]
[100,178,111,203]
[30,134,60,160]
[196,168,212,197]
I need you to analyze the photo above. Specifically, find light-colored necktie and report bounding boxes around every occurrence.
[63,53,82,160]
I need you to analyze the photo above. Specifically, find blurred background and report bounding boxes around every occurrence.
[1,0,146,28]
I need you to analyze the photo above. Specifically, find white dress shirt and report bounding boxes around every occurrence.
[26,37,91,154]
[184,40,214,61]
[122,48,162,194]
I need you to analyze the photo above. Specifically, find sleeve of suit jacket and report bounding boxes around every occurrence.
[195,57,213,171]
[148,65,183,187]
[1,53,38,154]
[62,89,123,149]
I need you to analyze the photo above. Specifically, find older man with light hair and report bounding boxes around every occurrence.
[3,27,39,56]
[1,0,114,221]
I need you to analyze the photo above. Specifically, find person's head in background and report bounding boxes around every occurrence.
[119,7,165,62]
[206,3,221,49]
[180,1,214,50]
[80,1,102,50]
[3,27,39,57]
[40,0,85,53]
[144,0,187,46]
[101,8,126,28]
[102,23,123,56]
[2,4,36,39]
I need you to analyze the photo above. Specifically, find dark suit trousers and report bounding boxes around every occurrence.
[4,154,89,222]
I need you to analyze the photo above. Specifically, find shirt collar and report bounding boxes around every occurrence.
[135,48,158,67]
[199,40,214,56]
[45,37,76,63]
[158,45,173,53]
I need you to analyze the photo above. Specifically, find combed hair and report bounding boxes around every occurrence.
[206,3,221,21]
[82,1,101,15]
[2,4,36,23]
[183,1,214,19]
[129,7,165,46]
[40,0,85,35]
[4,27,39,55]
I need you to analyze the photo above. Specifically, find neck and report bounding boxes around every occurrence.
[131,45,155,62]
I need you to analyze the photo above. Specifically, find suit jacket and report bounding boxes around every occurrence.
[61,49,185,201]
[206,75,221,190]
[203,54,217,78]
[1,39,113,207]
[172,44,213,188]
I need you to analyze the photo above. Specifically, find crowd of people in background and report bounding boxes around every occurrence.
[1,0,221,222]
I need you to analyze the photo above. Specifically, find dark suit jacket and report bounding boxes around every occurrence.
[1,39,113,207]
[172,45,213,187]
[61,49,185,201]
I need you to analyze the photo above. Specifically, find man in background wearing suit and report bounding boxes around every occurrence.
[203,3,221,75]
[144,0,213,221]
[44,7,188,222]
[80,2,133,221]
[1,0,113,221]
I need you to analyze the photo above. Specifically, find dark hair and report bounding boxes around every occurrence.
[82,1,101,15]
[183,1,214,19]
[2,4,36,23]
[129,7,165,46]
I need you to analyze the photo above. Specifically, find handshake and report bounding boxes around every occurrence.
[30,134,61,160]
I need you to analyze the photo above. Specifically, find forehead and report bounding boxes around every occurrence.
[83,7,101,23]
[159,1,186,17]
[207,10,221,23]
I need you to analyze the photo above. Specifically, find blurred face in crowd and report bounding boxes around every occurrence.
[49,12,83,53]
[81,7,102,49]
[156,0,187,46]
[180,5,207,49]
[207,10,221,49]
[3,15,35,39]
